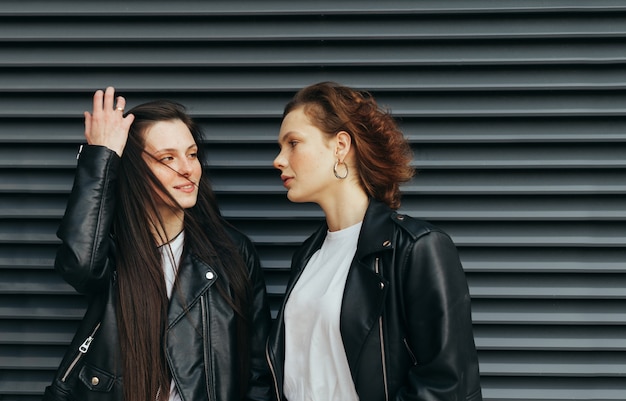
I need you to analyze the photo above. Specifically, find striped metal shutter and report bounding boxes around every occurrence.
[1,1,624,400]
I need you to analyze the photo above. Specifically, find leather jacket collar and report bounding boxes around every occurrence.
[292,199,395,269]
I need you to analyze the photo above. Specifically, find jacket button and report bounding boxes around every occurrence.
[91,376,100,386]
[380,282,385,290]
[205,271,214,280]
[396,214,405,221]
[382,240,391,247]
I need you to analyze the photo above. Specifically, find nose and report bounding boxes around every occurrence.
[178,158,193,177]
[273,151,286,170]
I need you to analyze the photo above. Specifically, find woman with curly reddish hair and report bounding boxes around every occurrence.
[267,81,482,401]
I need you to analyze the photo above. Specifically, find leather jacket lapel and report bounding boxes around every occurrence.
[340,257,388,375]
[167,253,217,326]
[340,200,394,376]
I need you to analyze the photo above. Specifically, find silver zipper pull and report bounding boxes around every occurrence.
[79,336,94,353]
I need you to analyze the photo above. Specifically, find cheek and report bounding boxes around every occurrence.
[149,167,167,186]
[293,150,324,169]
[193,161,202,177]
[148,181,171,205]
[311,149,332,170]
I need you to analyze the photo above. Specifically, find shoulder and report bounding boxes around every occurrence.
[220,222,263,274]
[390,213,464,286]
[223,223,256,252]
[390,211,453,244]
[358,199,455,256]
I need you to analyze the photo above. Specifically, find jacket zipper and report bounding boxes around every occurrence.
[60,322,101,382]
[375,257,389,401]
[200,294,215,401]
[265,341,281,401]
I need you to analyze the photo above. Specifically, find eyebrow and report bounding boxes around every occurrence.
[151,144,198,154]
[277,131,296,144]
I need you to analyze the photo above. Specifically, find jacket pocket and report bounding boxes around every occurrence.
[466,387,483,401]
[43,361,116,401]
[403,337,418,366]
[78,364,116,392]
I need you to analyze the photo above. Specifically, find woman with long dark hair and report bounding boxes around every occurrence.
[44,87,272,401]
[266,81,482,401]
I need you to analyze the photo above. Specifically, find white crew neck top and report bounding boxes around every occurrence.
[283,221,362,401]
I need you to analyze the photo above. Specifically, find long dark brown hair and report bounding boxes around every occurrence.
[113,100,251,401]
[284,81,414,209]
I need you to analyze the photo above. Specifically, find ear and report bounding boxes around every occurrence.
[334,131,352,162]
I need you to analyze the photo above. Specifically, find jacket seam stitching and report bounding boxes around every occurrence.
[88,153,113,280]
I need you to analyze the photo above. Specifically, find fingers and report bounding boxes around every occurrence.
[83,111,92,140]
[121,112,135,138]
[85,86,133,157]
[92,89,104,116]
[92,87,124,114]
[115,96,126,113]
[103,86,115,113]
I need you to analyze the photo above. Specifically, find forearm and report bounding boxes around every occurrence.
[55,145,120,293]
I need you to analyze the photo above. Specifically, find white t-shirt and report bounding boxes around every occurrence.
[284,221,362,401]
[159,231,184,401]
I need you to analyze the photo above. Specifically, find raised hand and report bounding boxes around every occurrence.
[84,86,135,157]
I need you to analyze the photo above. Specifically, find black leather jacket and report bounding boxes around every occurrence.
[44,145,272,401]
[266,200,482,401]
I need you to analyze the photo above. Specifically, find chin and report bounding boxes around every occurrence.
[286,192,309,204]
[182,200,198,209]
[178,197,199,209]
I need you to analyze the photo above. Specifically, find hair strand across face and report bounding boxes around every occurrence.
[114,100,252,401]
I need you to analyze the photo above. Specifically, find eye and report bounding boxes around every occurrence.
[159,156,174,163]
[289,140,299,147]
[188,152,198,159]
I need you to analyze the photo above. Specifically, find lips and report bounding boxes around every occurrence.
[174,182,197,193]
[280,174,293,187]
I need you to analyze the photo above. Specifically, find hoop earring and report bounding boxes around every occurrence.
[333,160,348,179]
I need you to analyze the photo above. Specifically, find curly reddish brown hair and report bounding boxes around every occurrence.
[283,81,414,209]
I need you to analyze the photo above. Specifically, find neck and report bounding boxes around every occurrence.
[320,186,369,232]
[152,208,185,246]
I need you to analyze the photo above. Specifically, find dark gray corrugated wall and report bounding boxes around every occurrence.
[1,1,625,400]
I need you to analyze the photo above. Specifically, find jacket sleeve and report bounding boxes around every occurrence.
[237,234,274,401]
[55,145,120,295]
[398,230,481,401]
